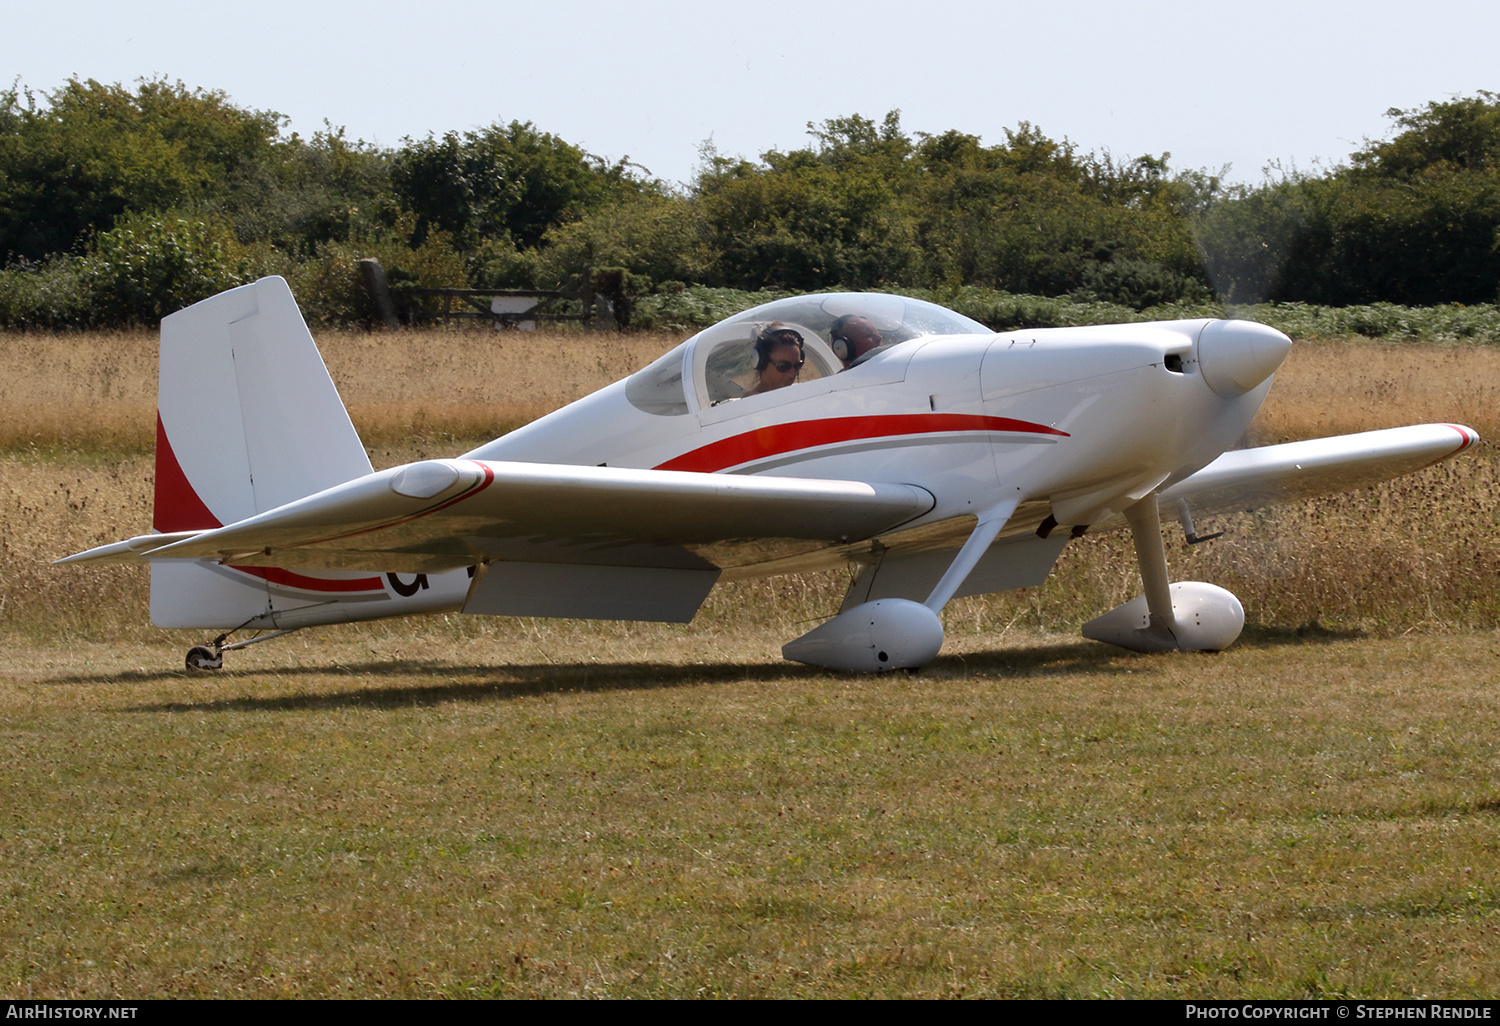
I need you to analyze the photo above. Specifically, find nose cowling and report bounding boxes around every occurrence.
[1195,320,1292,398]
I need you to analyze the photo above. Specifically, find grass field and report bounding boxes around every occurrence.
[2,324,1498,997]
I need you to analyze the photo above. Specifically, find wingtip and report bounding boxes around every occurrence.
[1446,424,1481,451]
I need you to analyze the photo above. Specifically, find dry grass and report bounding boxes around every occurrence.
[1249,339,1500,444]
[9,324,1499,449]
[2,325,1499,997]
[0,331,158,454]
[4,326,1494,640]
[0,325,679,455]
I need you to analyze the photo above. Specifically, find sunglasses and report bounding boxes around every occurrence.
[769,357,805,373]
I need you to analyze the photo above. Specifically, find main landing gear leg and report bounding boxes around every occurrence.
[1080,497,1245,653]
[184,628,302,671]
[1124,497,1181,649]
[781,498,1022,672]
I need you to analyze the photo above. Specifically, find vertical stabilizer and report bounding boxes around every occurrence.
[151,276,376,628]
[154,276,373,532]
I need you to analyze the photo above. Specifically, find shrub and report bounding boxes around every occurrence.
[629,286,793,331]
[1069,257,1211,309]
[80,216,255,325]
[0,256,94,328]
[538,191,715,288]
[468,235,548,290]
[287,213,468,325]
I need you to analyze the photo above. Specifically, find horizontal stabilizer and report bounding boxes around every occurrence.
[55,530,208,565]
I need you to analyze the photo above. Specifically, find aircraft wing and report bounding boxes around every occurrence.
[59,425,1476,585]
[62,460,935,575]
[1159,423,1478,517]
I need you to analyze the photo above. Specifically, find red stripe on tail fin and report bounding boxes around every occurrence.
[153,414,222,533]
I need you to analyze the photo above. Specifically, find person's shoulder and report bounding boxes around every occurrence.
[848,343,896,368]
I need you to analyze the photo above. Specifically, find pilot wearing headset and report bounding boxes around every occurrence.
[829,314,884,369]
[743,326,806,396]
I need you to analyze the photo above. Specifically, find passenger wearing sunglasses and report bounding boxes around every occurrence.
[744,326,806,396]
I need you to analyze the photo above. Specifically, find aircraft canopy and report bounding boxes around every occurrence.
[626,293,990,416]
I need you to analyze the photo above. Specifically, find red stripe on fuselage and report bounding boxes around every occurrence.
[231,565,386,593]
[653,414,1069,473]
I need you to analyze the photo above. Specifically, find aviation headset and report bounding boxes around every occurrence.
[829,314,856,363]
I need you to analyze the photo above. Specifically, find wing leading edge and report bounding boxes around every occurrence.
[62,460,936,576]
[1160,423,1478,517]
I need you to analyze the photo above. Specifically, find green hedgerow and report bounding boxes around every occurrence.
[80,216,255,325]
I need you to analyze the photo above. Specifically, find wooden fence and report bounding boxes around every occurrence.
[359,260,611,329]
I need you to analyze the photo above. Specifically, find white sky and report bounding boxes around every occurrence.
[4,0,1496,189]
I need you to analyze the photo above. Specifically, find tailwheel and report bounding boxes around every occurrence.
[183,627,301,670]
[185,645,223,671]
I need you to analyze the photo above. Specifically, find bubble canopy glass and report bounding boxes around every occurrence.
[625,293,991,415]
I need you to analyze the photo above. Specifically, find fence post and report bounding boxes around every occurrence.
[358,258,401,330]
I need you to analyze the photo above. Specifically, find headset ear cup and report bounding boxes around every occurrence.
[833,337,850,362]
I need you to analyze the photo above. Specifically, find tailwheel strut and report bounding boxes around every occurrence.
[184,628,301,671]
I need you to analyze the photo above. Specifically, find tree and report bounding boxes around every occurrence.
[692,112,921,290]
[0,78,284,262]
[390,121,635,252]
[1352,93,1500,179]
[1200,94,1500,305]
[207,124,396,256]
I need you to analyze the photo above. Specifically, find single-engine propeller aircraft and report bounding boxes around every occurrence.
[59,277,1478,672]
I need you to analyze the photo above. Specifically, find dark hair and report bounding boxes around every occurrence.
[754,326,804,371]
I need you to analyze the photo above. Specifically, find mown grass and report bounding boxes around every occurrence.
[1,323,1498,997]
[4,628,1500,997]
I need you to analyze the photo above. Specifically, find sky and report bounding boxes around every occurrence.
[4,0,1497,189]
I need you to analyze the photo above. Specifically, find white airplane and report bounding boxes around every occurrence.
[59,277,1477,672]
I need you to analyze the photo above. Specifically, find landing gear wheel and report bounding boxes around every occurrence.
[185,645,223,671]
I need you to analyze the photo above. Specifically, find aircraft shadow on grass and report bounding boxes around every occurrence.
[47,621,1364,715]
[922,620,1364,677]
[57,658,820,714]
